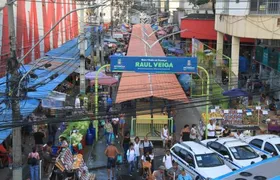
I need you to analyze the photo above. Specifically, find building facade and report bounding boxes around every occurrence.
[215,0,280,81]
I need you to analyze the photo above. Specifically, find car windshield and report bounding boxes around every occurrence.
[276,144,280,152]
[229,145,259,160]
[195,153,224,167]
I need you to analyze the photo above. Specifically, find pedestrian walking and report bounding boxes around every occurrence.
[123,131,130,162]
[142,157,152,180]
[112,118,119,138]
[127,143,136,176]
[119,113,126,138]
[104,141,120,180]
[180,125,190,142]
[167,162,180,180]
[48,124,57,144]
[140,136,153,155]
[190,124,197,141]
[104,119,113,145]
[42,141,53,174]
[152,165,166,180]
[28,147,40,180]
[161,124,169,149]
[163,150,173,170]
[33,127,45,153]
[177,169,192,180]
[133,136,141,171]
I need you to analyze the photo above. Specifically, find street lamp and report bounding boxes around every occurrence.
[197,66,210,139]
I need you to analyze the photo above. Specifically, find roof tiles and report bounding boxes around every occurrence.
[116,24,189,103]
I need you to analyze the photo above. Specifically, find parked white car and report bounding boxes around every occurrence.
[170,141,232,180]
[245,134,280,156]
[201,137,264,169]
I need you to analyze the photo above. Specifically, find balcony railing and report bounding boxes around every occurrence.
[250,0,280,15]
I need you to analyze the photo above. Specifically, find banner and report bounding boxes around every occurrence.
[110,56,198,73]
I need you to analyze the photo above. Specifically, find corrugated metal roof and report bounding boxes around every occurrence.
[116,24,189,103]
[0,37,87,142]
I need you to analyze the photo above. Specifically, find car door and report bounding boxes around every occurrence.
[219,145,240,170]
[171,146,198,179]
[179,149,198,178]
[264,142,279,156]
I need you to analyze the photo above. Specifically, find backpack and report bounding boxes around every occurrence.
[143,141,153,154]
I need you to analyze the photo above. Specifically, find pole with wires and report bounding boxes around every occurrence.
[7,0,23,179]
[80,3,86,94]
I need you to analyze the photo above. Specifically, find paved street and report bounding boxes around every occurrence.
[87,135,166,180]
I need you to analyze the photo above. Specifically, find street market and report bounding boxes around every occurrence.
[1,1,280,180]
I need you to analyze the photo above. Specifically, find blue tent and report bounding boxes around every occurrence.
[0,37,92,143]
[223,88,249,97]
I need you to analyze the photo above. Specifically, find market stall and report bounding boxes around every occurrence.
[51,148,95,180]
[202,106,270,128]
[59,121,94,155]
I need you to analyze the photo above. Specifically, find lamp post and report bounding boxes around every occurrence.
[94,64,110,140]
[197,65,210,139]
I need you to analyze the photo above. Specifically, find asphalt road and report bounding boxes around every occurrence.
[90,155,164,180]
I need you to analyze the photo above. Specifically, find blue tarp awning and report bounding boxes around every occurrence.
[223,88,249,97]
[0,38,91,143]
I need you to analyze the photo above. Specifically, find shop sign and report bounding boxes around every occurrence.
[110,56,198,73]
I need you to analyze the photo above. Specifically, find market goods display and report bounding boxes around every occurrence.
[201,107,269,126]
[59,148,74,171]
[54,148,95,179]
[61,121,90,138]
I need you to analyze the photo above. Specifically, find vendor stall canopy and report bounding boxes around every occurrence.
[223,88,249,97]
[0,37,93,144]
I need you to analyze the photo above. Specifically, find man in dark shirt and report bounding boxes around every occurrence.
[34,128,45,151]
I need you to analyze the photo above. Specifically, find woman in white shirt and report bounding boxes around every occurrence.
[190,124,197,141]
[134,137,140,171]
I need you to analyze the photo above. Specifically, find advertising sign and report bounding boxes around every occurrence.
[110,56,198,73]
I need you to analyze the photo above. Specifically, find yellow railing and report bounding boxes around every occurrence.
[130,117,173,140]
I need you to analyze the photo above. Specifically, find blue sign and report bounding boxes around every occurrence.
[110,56,197,73]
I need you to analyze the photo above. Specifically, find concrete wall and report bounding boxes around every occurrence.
[216,0,250,16]
[215,15,280,39]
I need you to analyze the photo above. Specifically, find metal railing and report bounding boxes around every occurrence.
[250,0,280,15]
[130,116,173,139]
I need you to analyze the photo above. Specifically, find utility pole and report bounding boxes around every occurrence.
[7,0,23,179]
[110,0,113,36]
[80,3,86,94]
[95,0,100,65]
[100,2,105,65]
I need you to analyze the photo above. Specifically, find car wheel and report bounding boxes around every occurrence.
[195,176,201,180]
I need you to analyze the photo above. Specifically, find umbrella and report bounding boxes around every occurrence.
[90,76,118,86]
[85,71,106,80]
[223,88,249,97]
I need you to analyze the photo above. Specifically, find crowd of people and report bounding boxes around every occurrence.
[104,131,193,180]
